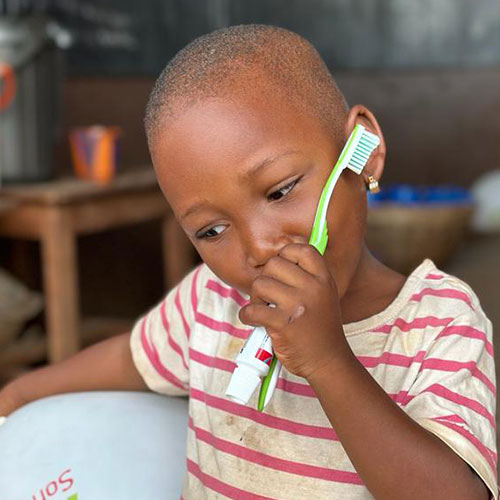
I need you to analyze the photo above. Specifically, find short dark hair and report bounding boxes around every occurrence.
[145,24,348,145]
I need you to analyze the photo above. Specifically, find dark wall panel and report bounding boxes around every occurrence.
[48,0,500,75]
[230,0,500,68]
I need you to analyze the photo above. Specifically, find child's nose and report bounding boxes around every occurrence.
[245,227,305,268]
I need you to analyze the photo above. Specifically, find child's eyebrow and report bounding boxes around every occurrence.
[240,150,301,181]
[181,199,210,221]
[180,150,302,222]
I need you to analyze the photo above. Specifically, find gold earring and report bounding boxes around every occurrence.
[367,176,380,193]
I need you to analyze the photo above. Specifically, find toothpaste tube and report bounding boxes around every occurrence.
[225,326,273,405]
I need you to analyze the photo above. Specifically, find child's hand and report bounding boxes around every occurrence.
[0,383,24,417]
[239,243,354,381]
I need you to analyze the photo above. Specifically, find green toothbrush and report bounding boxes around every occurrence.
[257,124,380,411]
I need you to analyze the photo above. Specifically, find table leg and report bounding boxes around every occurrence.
[162,214,197,290]
[41,207,80,362]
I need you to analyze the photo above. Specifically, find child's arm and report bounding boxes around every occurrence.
[308,353,490,500]
[0,332,148,416]
[240,244,491,500]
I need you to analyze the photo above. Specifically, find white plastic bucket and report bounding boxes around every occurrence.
[0,391,189,499]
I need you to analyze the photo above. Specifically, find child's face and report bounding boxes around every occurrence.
[151,91,368,298]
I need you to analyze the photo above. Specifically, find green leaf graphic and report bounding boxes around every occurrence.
[67,494,78,500]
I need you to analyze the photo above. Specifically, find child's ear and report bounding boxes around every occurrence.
[344,104,386,183]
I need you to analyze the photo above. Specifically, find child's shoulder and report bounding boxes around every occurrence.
[405,258,489,326]
[412,258,481,305]
[345,259,490,336]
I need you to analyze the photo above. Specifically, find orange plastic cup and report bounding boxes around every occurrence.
[0,62,16,111]
[69,126,121,185]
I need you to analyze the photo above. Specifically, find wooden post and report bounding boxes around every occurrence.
[41,207,80,362]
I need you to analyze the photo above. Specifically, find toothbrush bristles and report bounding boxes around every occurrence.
[346,129,380,174]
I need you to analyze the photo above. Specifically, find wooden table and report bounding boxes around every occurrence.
[0,168,195,364]
[0,199,18,215]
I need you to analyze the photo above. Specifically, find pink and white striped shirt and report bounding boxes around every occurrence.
[130,258,498,499]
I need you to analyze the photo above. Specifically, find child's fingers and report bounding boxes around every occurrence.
[238,302,288,330]
[250,275,294,307]
[278,243,327,279]
[261,254,313,289]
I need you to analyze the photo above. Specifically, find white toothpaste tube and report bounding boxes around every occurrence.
[225,326,273,405]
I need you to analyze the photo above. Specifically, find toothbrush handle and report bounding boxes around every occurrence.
[263,358,281,409]
[258,353,280,411]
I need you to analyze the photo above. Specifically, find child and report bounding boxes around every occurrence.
[0,24,497,499]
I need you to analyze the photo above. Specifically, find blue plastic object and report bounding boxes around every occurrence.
[368,184,473,206]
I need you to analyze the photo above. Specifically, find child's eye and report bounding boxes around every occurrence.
[267,178,299,201]
[196,224,226,240]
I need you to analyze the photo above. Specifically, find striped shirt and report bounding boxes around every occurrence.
[130,258,498,499]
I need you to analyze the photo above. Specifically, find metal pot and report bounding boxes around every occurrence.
[0,16,69,184]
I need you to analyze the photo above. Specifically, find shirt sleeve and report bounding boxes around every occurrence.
[403,303,498,499]
[129,265,203,397]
